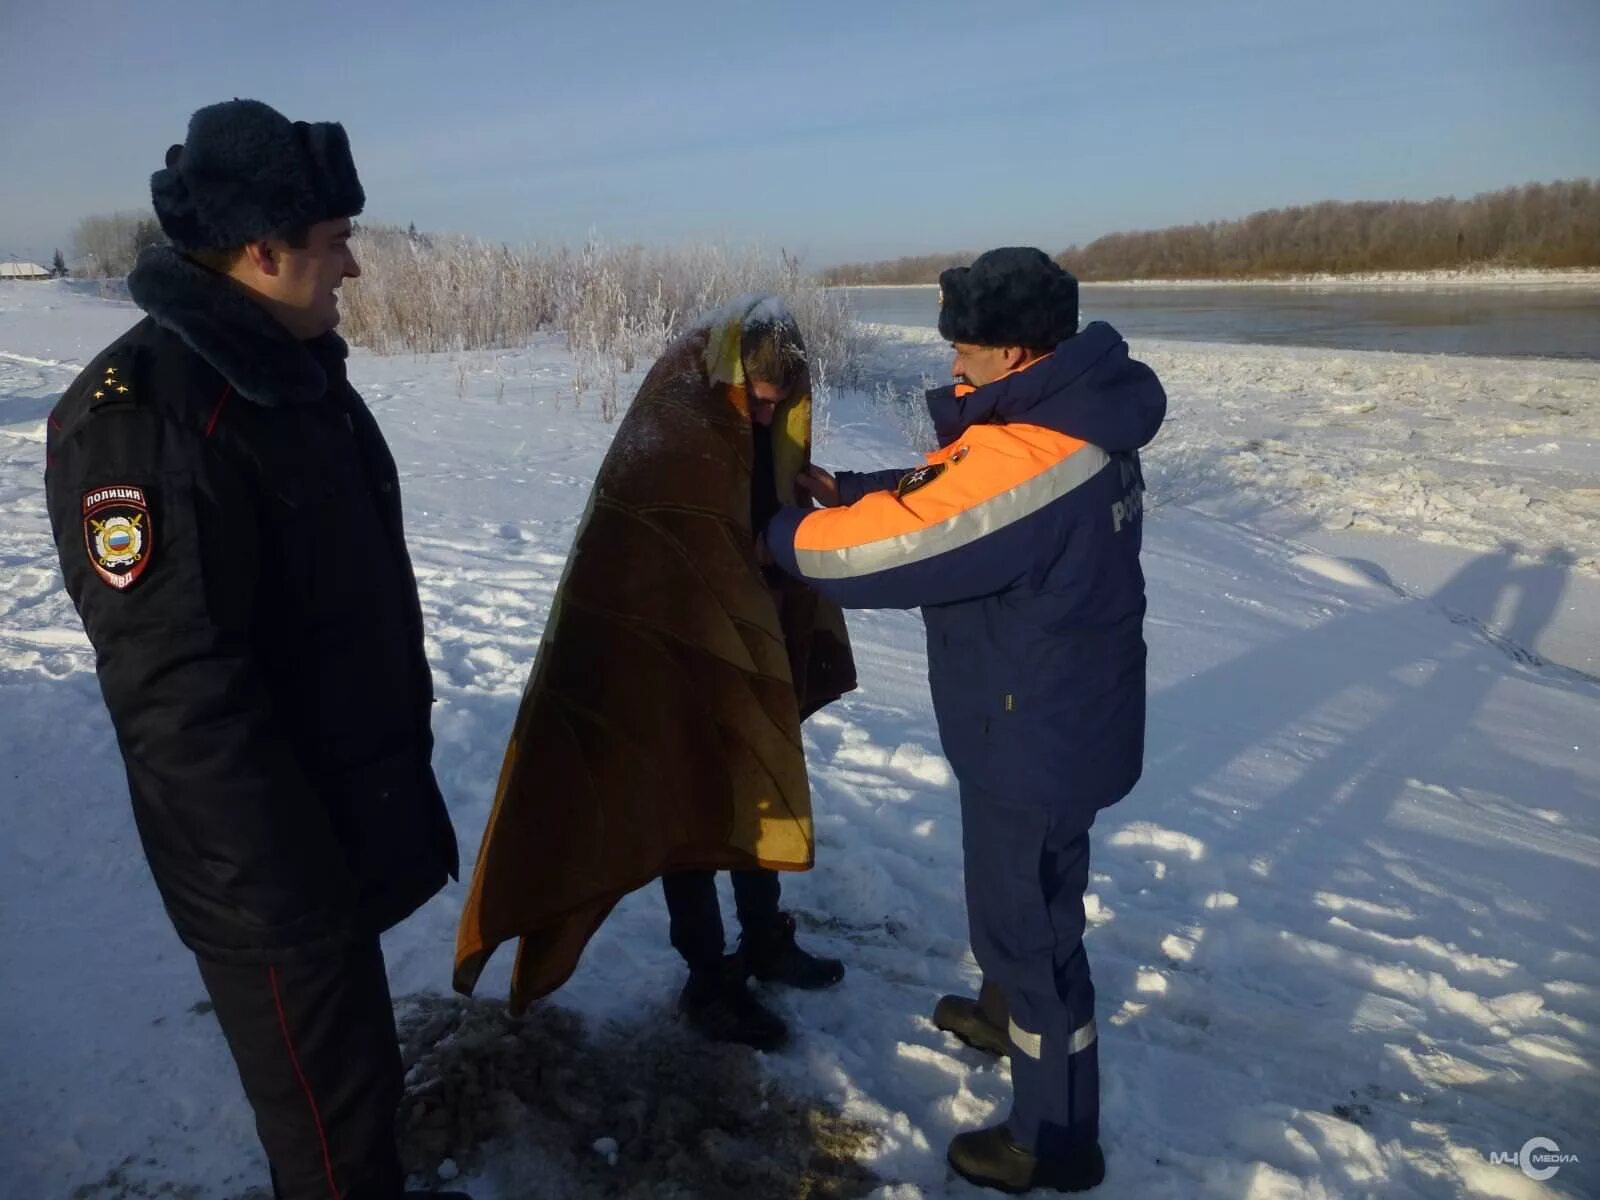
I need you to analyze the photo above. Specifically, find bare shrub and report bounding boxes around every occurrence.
[872,377,940,454]
[340,227,872,403]
[339,225,558,354]
[71,211,165,278]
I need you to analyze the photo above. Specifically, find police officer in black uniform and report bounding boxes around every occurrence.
[45,99,464,1200]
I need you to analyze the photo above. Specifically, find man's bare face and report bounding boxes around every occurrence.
[749,379,786,427]
[271,218,360,338]
[950,342,1016,388]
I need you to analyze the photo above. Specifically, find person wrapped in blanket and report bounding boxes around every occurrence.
[761,249,1166,1194]
[454,297,857,1053]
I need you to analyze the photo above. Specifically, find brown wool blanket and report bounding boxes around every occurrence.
[454,300,856,1011]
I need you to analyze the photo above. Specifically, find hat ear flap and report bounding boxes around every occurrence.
[301,121,366,217]
[937,266,972,342]
[149,161,198,249]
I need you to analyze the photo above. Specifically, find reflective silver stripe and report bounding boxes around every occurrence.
[1069,1017,1098,1055]
[1008,1017,1043,1060]
[794,443,1111,580]
[1008,1016,1097,1059]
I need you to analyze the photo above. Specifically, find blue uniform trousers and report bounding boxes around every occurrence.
[960,785,1100,1157]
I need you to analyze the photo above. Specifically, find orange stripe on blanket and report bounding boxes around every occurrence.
[794,423,1089,554]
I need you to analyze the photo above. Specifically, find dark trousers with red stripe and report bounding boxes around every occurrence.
[196,940,405,1200]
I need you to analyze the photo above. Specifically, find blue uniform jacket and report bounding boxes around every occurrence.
[766,322,1166,815]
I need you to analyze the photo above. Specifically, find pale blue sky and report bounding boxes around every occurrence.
[2,0,1596,267]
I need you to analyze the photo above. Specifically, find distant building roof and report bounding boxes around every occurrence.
[0,261,52,278]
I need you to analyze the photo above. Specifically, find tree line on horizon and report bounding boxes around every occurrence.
[819,179,1600,284]
[60,178,1599,287]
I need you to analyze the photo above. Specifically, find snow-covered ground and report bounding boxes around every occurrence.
[2,282,1596,1198]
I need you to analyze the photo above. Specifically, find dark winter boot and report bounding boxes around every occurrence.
[933,977,1010,1057]
[679,956,789,1051]
[740,912,845,990]
[948,1124,1105,1194]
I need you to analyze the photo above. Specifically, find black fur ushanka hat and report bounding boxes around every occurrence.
[151,99,365,252]
[938,247,1079,349]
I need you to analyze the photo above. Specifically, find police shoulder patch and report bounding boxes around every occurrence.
[83,484,153,590]
[896,462,946,497]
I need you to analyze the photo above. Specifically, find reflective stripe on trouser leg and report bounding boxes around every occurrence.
[1007,1015,1096,1060]
[1004,943,1100,1160]
[958,786,1100,1158]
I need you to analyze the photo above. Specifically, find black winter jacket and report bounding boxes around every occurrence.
[44,246,458,964]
